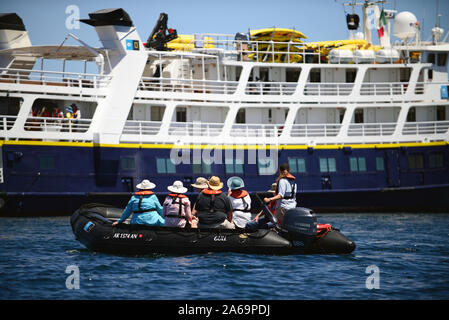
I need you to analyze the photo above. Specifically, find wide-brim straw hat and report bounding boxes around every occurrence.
[267,183,277,193]
[208,176,223,190]
[167,180,188,194]
[227,176,245,190]
[136,179,156,190]
[191,177,208,189]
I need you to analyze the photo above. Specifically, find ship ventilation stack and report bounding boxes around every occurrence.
[80,8,144,73]
[0,13,35,72]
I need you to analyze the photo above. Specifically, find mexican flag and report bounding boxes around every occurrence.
[377,9,387,38]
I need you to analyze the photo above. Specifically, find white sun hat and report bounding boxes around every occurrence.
[167,180,188,194]
[136,179,156,190]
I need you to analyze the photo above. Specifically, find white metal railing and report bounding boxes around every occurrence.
[0,116,17,131]
[360,82,408,95]
[168,122,224,136]
[402,121,449,135]
[304,83,354,96]
[160,34,425,65]
[291,124,341,137]
[122,120,161,135]
[139,77,238,94]
[245,82,296,95]
[0,68,112,89]
[348,122,396,136]
[230,123,284,137]
[22,116,91,133]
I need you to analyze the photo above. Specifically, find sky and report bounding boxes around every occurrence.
[1,0,448,74]
[1,0,448,46]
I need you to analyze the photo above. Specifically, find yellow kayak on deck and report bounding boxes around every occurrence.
[250,28,307,40]
[166,35,215,51]
[248,52,303,63]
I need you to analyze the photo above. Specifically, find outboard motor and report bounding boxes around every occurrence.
[283,207,317,247]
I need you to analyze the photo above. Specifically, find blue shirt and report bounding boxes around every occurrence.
[118,193,165,226]
[276,178,297,210]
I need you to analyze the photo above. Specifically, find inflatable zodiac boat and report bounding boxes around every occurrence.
[70,198,355,255]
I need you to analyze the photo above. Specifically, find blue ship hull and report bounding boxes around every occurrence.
[1,141,448,215]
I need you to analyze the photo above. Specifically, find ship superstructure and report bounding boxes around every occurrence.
[0,4,448,215]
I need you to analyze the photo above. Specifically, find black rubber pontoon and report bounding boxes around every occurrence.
[70,199,355,255]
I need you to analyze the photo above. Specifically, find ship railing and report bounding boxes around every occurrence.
[168,122,224,136]
[304,83,354,96]
[0,67,112,89]
[0,116,18,131]
[139,77,239,94]
[230,124,284,137]
[360,82,409,96]
[22,116,91,133]
[402,120,449,135]
[348,122,396,136]
[122,120,162,136]
[163,34,323,64]
[290,124,341,137]
[245,81,297,95]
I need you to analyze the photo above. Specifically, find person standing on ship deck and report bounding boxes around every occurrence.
[112,179,164,227]
[264,163,297,226]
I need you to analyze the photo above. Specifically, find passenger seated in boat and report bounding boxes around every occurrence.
[264,163,297,226]
[246,183,277,230]
[112,179,164,227]
[227,176,251,229]
[191,177,208,193]
[193,176,235,229]
[190,177,208,228]
[163,180,192,228]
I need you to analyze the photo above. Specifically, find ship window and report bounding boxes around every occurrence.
[193,161,211,175]
[309,69,321,83]
[345,69,357,83]
[39,156,55,170]
[400,68,412,82]
[376,157,385,171]
[225,157,243,174]
[286,68,301,82]
[406,107,416,122]
[319,158,336,173]
[258,159,275,175]
[437,53,447,67]
[176,107,187,122]
[349,157,366,172]
[288,157,306,173]
[429,152,444,168]
[408,154,423,170]
[354,109,364,123]
[236,109,246,124]
[120,157,135,170]
[427,53,435,64]
[156,158,176,174]
[436,106,446,121]
[151,106,165,121]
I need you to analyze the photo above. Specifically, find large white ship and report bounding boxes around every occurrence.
[0,2,448,215]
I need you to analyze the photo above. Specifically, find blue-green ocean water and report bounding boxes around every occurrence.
[0,213,448,300]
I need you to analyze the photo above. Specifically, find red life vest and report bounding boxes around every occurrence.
[135,190,154,196]
[202,189,222,195]
[230,189,248,199]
